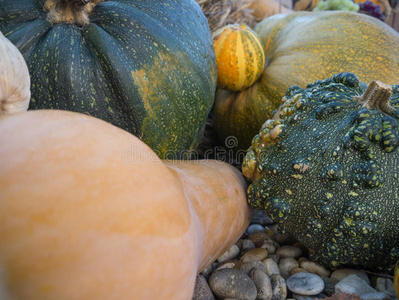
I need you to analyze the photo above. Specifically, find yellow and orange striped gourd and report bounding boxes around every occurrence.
[212,24,265,92]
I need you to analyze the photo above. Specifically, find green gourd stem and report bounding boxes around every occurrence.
[46,0,104,26]
[355,80,394,114]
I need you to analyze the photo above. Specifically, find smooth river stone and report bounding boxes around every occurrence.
[241,248,269,263]
[217,244,240,263]
[335,274,376,296]
[240,261,268,275]
[248,231,273,248]
[192,274,215,300]
[276,245,303,259]
[286,272,325,296]
[242,239,256,251]
[250,209,274,225]
[279,257,299,279]
[299,260,331,277]
[209,268,257,300]
[250,268,273,300]
[270,274,287,300]
[330,268,370,285]
[262,258,281,276]
[246,224,265,235]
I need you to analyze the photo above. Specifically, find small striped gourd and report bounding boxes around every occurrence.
[213,24,265,92]
[0,0,216,158]
[213,11,399,153]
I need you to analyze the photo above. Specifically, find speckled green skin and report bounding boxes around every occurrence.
[243,73,399,272]
[0,0,216,158]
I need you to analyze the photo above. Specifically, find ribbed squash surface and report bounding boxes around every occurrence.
[213,24,265,92]
[214,11,399,153]
[0,0,216,158]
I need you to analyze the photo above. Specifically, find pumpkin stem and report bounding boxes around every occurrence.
[355,80,394,114]
[45,0,104,26]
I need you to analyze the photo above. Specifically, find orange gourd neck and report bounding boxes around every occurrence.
[164,160,253,271]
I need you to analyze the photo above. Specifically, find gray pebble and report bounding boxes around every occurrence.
[208,268,257,300]
[361,292,391,300]
[250,268,273,300]
[335,274,376,296]
[250,209,274,225]
[241,248,268,263]
[262,258,281,276]
[299,260,330,277]
[279,257,299,279]
[375,277,396,299]
[240,261,268,275]
[235,239,244,250]
[261,242,276,254]
[200,265,213,280]
[286,272,324,296]
[246,224,265,235]
[330,268,370,285]
[215,260,240,271]
[217,245,240,263]
[242,239,256,251]
[248,231,273,248]
[290,267,309,276]
[276,246,303,259]
[192,274,215,300]
[270,274,287,300]
[320,276,339,297]
[267,254,280,263]
[292,293,326,299]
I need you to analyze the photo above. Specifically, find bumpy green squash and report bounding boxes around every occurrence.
[0,0,216,158]
[242,72,399,272]
[214,11,399,152]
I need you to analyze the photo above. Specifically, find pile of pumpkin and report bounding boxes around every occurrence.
[1,0,399,299]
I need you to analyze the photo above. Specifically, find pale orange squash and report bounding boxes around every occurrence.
[213,23,266,92]
[0,110,252,300]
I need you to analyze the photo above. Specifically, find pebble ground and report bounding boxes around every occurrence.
[192,210,397,300]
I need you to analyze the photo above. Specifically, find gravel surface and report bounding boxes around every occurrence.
[193,210,397,300]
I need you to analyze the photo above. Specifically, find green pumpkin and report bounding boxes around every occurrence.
[242,72,399,272]
[214,11,399,154]
[0,0,216,158]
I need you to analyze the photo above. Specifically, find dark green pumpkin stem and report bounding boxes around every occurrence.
[355,80,394,114]
[45,0,104,26]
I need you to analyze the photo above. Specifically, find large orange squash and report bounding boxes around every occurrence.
[213,11,399,152]
[0,110,252,300]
